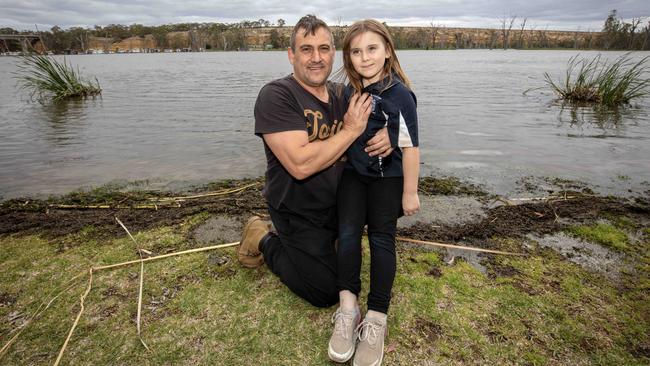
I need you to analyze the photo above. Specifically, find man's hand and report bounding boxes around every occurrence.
[402,192,420,216]
[342,93,372,137]
[365,127,394,157]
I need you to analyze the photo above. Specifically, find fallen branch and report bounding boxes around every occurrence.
[54,268,93,366]
[151,182,260,201]
[48,203,179,210]
[46,182,260,211]
[51,240,241,364]
[115,217,150,351]
[0,271,86,359]
[396,237,525,256]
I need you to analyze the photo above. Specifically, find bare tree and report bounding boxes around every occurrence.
[573,26,580,49]
[488,29,498,49]
[537,26,549,48]
[517,17,527,48]
[454,32,463,49]
[584,29,594,49]
[629,18,642,49]
[500,14,517,49]
[429,22,440,49]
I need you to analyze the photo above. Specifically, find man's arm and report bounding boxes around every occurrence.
[263,93,372,180]
[365,128,394,157]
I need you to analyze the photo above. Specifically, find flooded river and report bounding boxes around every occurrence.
[0,50,649,199]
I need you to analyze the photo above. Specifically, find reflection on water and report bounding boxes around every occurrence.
[0,50,649,199]
[37,99,96,145]
[557,101,642,129]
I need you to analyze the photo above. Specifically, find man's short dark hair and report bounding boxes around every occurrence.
[290,14,333,51]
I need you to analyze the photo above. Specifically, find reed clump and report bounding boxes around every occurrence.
[16,54,101,102]
[544,54,650,107]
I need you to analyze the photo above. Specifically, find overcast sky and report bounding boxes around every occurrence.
[1,0,648,31]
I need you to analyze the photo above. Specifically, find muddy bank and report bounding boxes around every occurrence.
[397,194,649,245]
[1,176,648,246]
[0,178,267,241]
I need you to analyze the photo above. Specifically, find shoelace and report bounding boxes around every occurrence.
[355,319,384,347]
[331,309,356,340]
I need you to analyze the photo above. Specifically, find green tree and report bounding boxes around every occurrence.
[269,29,287,49]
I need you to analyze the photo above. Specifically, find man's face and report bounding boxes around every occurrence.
[288,27,335,88]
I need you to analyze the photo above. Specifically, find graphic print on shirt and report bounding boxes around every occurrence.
[305,108,344,142]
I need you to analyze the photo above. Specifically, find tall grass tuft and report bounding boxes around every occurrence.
[16,54,101,102]
[544,54,650,107]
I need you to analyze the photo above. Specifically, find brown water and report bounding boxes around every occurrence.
[0,50,649,199]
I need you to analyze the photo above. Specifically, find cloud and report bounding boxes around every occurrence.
[1,0,647,31]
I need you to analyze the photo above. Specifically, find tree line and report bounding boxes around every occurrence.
[1,11,648,53]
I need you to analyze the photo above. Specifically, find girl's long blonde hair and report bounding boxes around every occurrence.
[341,19,411,93]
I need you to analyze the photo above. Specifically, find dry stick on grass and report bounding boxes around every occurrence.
[396,237,525,256]
[48,203,179,210]
[0,271,86,359]
[115,217,151,352]
[51,240,240,364]
[53,268,93,366]
[5,217,523,363]
[47,182,260,210]
[151,182,260,201]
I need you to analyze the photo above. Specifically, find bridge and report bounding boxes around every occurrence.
[0,34,42,53]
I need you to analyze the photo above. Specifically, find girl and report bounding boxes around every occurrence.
[328,20,420,366]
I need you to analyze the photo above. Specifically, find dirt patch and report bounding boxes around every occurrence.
[397,196,648,248]
[411,317,443,343]
[630,344,650,359]
[397,195,486,229]
[0,292,17,307]
[427,266,443,277]
[0,180,267,242]
[419,176,488,197]
[486,263,520,279]
[191,215,244,245]
[529,232,627,279]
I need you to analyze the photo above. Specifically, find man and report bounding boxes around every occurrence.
[238,15,391,308]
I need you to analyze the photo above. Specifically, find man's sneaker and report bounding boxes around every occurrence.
[237,216,270,268]
[328,307,361,363]
[353,316,387,366]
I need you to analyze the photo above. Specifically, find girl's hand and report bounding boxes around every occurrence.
[402,192,420,216]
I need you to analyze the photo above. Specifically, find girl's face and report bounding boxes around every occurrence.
[349,31,389,86]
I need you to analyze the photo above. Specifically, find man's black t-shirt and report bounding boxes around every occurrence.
[254,75,346,225]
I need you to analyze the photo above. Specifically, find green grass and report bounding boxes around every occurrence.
[418,176,488,197]
[1,217,648,365]
[544,53,650,107]
[566,223,630,251]
[16,54,101,102]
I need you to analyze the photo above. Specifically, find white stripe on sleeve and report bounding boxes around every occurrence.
[397,111,414,147]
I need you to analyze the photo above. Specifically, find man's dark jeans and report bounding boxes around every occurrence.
[261,204,339,308]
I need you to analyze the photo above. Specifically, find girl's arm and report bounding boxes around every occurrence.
[402,147,420,216]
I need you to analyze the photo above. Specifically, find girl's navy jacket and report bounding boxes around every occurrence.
[344,75,419,178]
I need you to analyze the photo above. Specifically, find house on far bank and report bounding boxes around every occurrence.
[87,37,113,53]
[110,35,156,53]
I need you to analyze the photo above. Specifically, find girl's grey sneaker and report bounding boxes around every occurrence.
[328,307,361,363]
[353,316,387,366]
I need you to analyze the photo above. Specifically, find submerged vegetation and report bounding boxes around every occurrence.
[544,54,650,107]
[16,54,101,102]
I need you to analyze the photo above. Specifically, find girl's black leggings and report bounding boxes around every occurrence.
[336,169,403,314]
